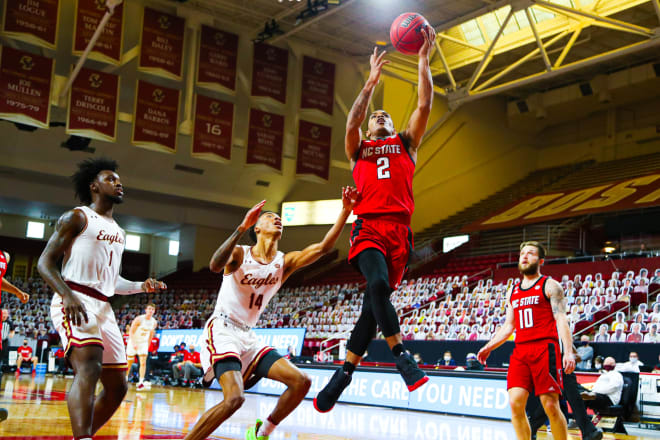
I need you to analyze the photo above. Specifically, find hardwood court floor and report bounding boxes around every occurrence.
[0,374,654,440]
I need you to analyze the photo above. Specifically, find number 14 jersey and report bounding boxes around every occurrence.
[510,276,559,344]
[352,134,415,223]
[214,245,284,328]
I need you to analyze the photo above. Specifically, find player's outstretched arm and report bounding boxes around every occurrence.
[283,187,359,282]
[115,275,166,295]
[345,48,390,162]
[477,291,515,365]
[37,209,89,326]
[1,278,29,304]
[401,27,435,152]
[209,200,266,274]
[548,279,576,374]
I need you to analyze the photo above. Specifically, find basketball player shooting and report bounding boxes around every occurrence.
[126,303,158,390]
[184,187,359,440]
[314,27,436,413]
[477,241,575,440]
[37,158,166,440]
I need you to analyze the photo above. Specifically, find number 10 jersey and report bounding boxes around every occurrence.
[510,275,559,344]
[213,245,284,328]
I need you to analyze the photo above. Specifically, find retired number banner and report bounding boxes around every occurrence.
[2,0,60,49]
[300,56,335,115]
[139,7,185,80]
[246,109,284,172]
[296,120,331,181]
[197,25,238,92]
[0,47,53,128]
[66,67,118,142]
[251,43,288,104]
[132,80,180,153]
[73,0,124,65]
[191,94,234,162]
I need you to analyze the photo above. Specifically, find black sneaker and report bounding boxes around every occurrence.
[0,407,8,422]
[584,428,603,440]
[395,352,428,392]
[313,367,352,413]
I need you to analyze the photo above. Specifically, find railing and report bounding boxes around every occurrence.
[496,251,660,269]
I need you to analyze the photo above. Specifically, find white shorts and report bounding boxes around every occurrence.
[50,287,127,369]
[126,339,149,357]
[200,315,274,381]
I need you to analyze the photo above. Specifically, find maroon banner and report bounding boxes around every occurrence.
[191,94,234,162]
[139,7,185,80]
[246,109,284,172]
[0,47,53,128]
[251,43,288,103]
[66,67,118,142]
[197,25,238,92]
[296,120,331,181]
[2,0,60,48]
[132,80,180,153]
[73,0,124,65]
[464,171,660,232]
[300,56,335,115]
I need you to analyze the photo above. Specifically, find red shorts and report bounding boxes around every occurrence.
[507,339,563,396]
[348,216,413,289]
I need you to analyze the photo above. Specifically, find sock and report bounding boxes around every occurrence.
[257,416,278,436]
[342,361,356,375]
[392,344,404,357]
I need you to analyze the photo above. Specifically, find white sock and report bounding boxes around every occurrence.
[257,417,277,436]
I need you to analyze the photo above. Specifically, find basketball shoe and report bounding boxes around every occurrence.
[313,367,352,413]
[245,419,268,440]
[395,351,428,391]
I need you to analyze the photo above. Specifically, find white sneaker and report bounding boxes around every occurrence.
[136,383,146,391]
[143,381,152,389]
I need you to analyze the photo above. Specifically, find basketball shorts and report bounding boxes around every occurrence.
[348,216,413,289]
[126,338,149,357]
[50,284,127,369]
[201,315,276,383]
[507,339,563,396]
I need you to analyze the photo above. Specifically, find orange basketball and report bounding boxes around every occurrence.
[390,12,430,55]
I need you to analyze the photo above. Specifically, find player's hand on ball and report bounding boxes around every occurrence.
[418,26,436,58]
[342,186,360,211]
[142,278,166,292]
[563,352,576,374]
[63,295,89,327]
[368,47,390,84]
[240,200,266,232]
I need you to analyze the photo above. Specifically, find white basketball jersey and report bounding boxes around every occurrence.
[133,316,157,342]
[61,206,125,297]
[213,245,285,327]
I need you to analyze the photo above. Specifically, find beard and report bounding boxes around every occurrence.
[518,260,539,276]
[108,194,124,204]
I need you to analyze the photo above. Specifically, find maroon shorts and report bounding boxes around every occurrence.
[507,339,563,396]
[348,217,413,289]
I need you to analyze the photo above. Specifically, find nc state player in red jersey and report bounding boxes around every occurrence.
[314,28,436,413]
[478,242,575,440]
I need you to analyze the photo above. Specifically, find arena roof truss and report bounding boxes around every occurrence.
[382,0,660,108]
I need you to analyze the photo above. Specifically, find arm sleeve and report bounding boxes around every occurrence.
[115,276,143,295]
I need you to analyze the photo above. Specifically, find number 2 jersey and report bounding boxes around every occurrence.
[510,275,559,344]
[213,245,284,328]
[352,134,415,224]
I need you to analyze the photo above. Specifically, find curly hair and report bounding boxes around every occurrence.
[71,157,119,205]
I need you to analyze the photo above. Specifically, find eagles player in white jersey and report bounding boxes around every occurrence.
[126,303,158,390]
[38,158,166,440]
[183,186,359,440]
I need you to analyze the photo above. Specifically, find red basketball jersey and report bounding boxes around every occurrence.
[0,251,7,307]
[510,276,559,344]
[352,134,415,223]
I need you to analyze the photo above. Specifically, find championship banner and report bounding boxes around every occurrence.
[66,67,118,142]
[296,120,331,181]
[73,0,124,65]
[191,94,234,162]
[464,171,660,232]
[246,109,284,172]
[132,80,180,153]
[0,46,53,128]
[197,25,238,92]
[300,56,335,115]
[2,0,60,49]
[251,43,288,103]
[138,7,185,81]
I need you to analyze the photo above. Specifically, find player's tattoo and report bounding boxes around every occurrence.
[548,281,567,316]
[347,88,372,128]
[209,228,244,272]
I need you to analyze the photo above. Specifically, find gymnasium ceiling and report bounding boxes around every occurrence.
[1,0,659,235]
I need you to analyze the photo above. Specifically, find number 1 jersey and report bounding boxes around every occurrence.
[213,245,284,328]
[510,276,559,344]
[352,134,415,223]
